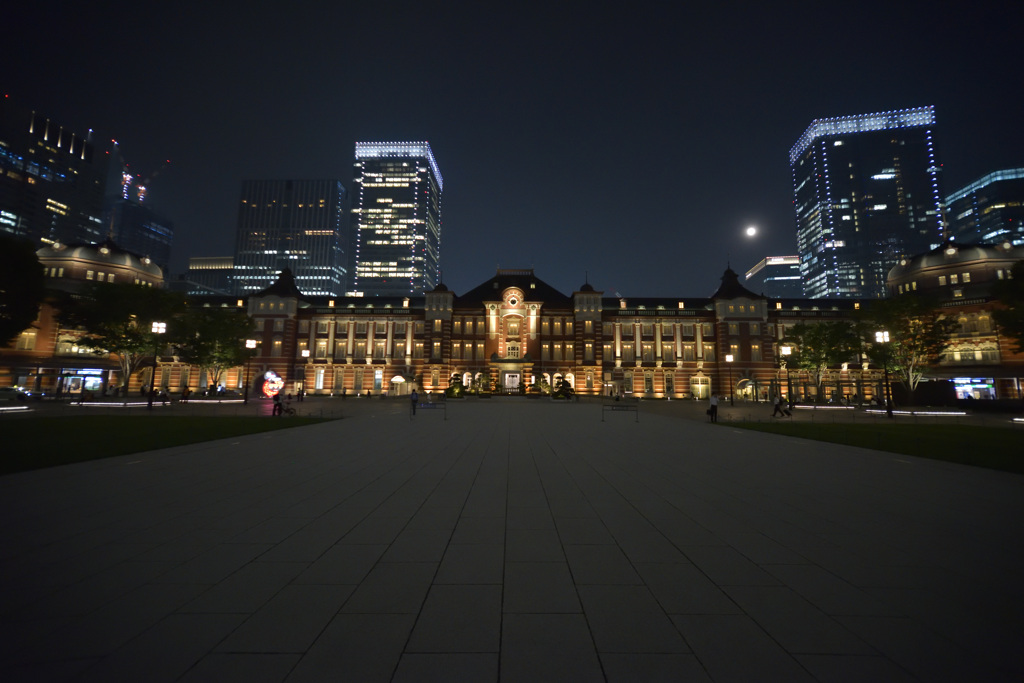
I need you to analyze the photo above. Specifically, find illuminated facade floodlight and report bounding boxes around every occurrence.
[790,106,945,300]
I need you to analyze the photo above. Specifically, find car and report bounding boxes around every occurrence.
[0,386,31,402]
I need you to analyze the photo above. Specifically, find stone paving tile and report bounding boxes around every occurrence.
[149,543,272,585]
[292,543,387,584]
[217,584,354,653]
[577,585,689,653]
[506,505,556,530]
[392,653,498,682]
[672,614,816,682]
[380,528,452,562]
[406,584,501,652]
[505,528,564,561]
[564,544,643,584]
[450,516,505,544]
[503,562,580,613]
[600,653,712,682]
[285,613,415,683]
[180,561,307,613]
[177,653,301,683]
[434,543,504,584]
[340,561,437,614]
[681,545,783,586]
[795,654,918,683]
[763,563,902,617]
[501,613,603,681]
[635,562,742,615]
[553,516,614,544]
[722,585,874,654]
[75,613,247,683]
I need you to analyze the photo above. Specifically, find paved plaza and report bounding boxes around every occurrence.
[1,398,1022,681]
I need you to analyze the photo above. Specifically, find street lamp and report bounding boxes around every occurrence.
[725,353,734,406]
[875,330,894,418]
[244,339,257,405]
[147,321,166,411]
[779,344,792,403]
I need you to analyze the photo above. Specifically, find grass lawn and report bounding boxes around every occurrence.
[728,422,1024,474]
[1,415,331,475]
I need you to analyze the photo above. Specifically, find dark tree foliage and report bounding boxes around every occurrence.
[0,235,46,346]
[170,305,256,390]
[992,260,1024,353]
[55,283,184,393]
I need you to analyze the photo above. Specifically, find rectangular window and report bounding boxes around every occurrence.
[603,343,613,359]
[272,340,282,357]
[317,321,329,334]
[703,344,715,361]
[376,322,386,335]
[750,323,759,336]
[622,346,635,362]
[273,320,284,332]
[16,330,37,350]
[662,344,674,361]
[950,274,959,285]
[356,322,367,334]
[542,343,550,361]
[432,341,441,358]
[728,323,739,335]
[336,341,346,358]
[938,275,947,286]
[553,321,562,335]
[565,343,574,360]
[729,343,740,359]
[86,270,94,280]
[683,343,695,361]
[641,324,653,337]
[585,343,594,361]
[414,342,424,358]
[452,320,461,334]
[107,274,115,283]
[314,367,325,390]
[374,341,386,359]
[316,340,328,358]
[585,320,593,334]
[476,342,484,359]
[299,320,310,333]
[565,321,573,335]
[452,342,462,359]
[751,344,762,362]
[642,343,654,361]
[962,272,971,283]
[683,324,694,337]
[702,323,714,337]
[665,374,674,394]
[354,342,366,359]
[553,344,562,361]
[395,322,406,334]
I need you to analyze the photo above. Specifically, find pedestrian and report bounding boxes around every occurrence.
[410,388,419,417]
[709,393,719,423]
[772,395,786,417]
[272,392,282,416]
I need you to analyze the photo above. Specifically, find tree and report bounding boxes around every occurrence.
[0,235,46,346]
[992,260,1024,353]
[171,306,255,391]
[445,373,464,398]
[780,321,860,400]
[553,375,575,400]
[861,296,959,401]
[56,283,183,394]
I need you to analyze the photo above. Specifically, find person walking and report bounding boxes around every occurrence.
[772,395,787,417]
[410,389,419,418]
[709,393,719,423]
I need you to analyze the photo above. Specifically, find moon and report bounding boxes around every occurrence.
[745,226,757,237]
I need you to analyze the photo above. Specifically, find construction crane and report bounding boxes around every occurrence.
[108,139,169,203]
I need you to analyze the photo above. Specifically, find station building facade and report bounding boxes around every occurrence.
[243,267,895,403]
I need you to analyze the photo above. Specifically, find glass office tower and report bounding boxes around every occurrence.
[349,142,442,296]
[790,106,945,299]
[946,168,1024,247]
[233,179,347,296]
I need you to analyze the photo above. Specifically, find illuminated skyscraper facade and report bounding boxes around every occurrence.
[233,179,348,296]
[946,168,1024,247]
[790,106,945,299]
[0,96,108,246]
[744,256,803,298]
[349,142,442,297]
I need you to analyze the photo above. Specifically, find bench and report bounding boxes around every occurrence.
[413,402,447,420]
[602,403,639,422]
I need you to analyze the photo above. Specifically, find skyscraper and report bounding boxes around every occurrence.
[349,142,443,297]
[744,256,803,298]
[0,96,108,247]
[233,179,348,296]
[790,106,945,299]
[946,168,1024,247]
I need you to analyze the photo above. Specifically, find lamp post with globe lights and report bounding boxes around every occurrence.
[725,353,734,406]
[875,330,894,418]
[244,339,257,405]
[147,321,166,411]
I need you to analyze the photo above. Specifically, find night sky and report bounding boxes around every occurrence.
[6,2,1023,298]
